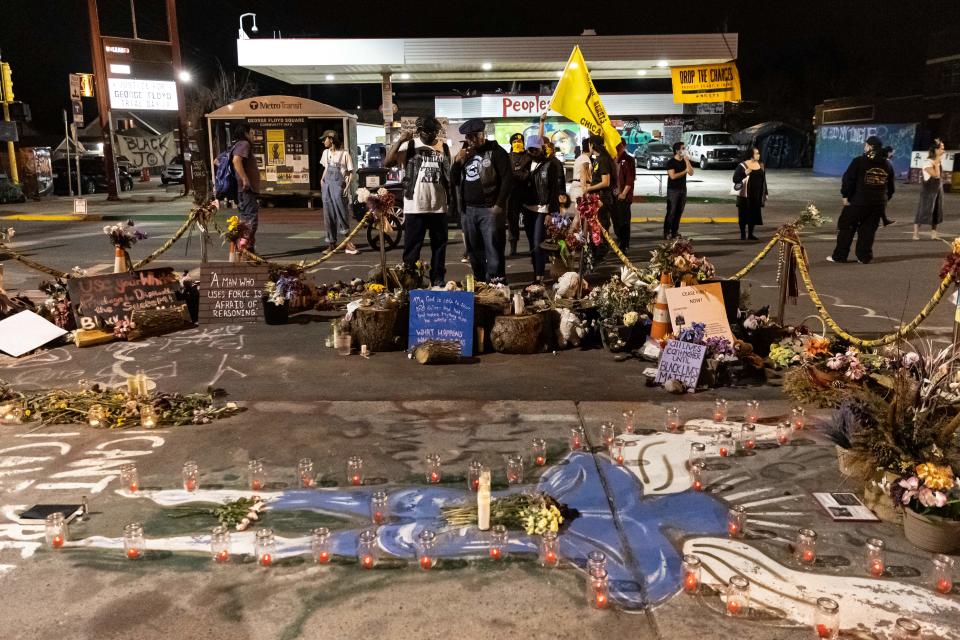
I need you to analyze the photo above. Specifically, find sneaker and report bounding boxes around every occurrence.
[826,256,847,263]
[345,244,359,255]
[460,255,469,263]
[931,231,940,240]
[912,233,920,241]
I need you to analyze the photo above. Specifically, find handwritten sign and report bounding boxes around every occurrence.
[67,268,180,330]
[408,290,474,356]
[198,263,271,324]
[654,339,707,389]
[664,282,734,344]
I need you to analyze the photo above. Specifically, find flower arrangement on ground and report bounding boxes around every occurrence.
[649,238,716,285]
[441,491,571,534]
[891,463,959,519]
[169,496,267,531]
[264,268,305,307]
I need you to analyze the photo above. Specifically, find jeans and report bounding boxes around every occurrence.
[403,213,449,285]
[832,204,882,263]
[664,189,687,238]
[462,205,506,281]
[612,198,632,250]
[237,189,260,251]
[522,209,548,278]
[321,168,350,245]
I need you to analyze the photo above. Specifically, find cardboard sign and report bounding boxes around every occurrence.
[671,63,741,104]
[664,282,735,344]
[0,310,67,357]
[67,268,179,330]
[408,290,474,356]
[198,263,271,323]
[654,339,707,388]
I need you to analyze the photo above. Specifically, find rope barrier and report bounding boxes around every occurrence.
[728,235,781,280]
[598,226,646,276]
[240,212,371,271]
[132,204,212,270]
[0,243,70,278]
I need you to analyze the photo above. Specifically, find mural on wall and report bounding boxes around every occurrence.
[813,123,917,178]
[493,119,580,159]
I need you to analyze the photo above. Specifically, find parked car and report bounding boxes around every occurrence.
[634,142,674,171]
[52,157,134,195]
[681,131,740,169]
[161,155,184,185]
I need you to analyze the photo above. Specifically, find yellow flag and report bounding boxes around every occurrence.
[550,46,622,158]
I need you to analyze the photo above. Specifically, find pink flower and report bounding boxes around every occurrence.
[826,355,845,371]
[898,476,920,504]
[918,487,948,508]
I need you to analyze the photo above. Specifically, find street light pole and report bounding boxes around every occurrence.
[85,0,120,200]
[166,0,192,196]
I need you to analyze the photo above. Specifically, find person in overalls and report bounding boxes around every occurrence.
[320,130,358,255]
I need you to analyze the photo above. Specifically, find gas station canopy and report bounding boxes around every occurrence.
[237,33,738,84]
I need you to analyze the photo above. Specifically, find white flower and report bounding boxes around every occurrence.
[743,315,759,331]
[902,352,920,368]
[356,187,371,203]
[624,311,639,327]
[377,187,389,198]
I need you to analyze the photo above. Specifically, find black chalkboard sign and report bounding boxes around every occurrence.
[67,268,180,330]
[198,263,271,323]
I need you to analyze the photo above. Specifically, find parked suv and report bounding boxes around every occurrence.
[681,131,740,170]
[52,157,134,195]
[161,155,184,185]
[634,142,674,170]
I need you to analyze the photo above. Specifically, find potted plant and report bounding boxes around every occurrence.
[589,270,653,353]
[891,462,960,553]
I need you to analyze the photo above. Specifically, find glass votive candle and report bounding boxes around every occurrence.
[357,529,378,569]
[87,404,105,427]
[814,597,839,639]
[622,410,636,434]
[725,575,749,616]
[745,399,760,424]
[610,438,625,465]
[600,421,616,447]
[539,530,559,568]
[933,553,954,594]
[297,457,314,488]
[569,427,585,452]
[665,406,681,432]
[370,490,388,525]
[740,424,757,450]
[531,438,547,466]
[865,537,885,577]
[255,528,276,567]
[425,452,441,483]
[587,571,610,609]
[211,525,230,563]
[792,406,806,430]
[506,454,524,484]
[892,618,922,639]
[727,505,746,538]
[417,529,437,571]
[796,528,818,565]
[587,550,607,577]
[312,527,331,564]
[689,442,707,468]
[139,404,157,428]
[336,332,352,356]
[123,522,144,560]
[248,459,265,491]
[776,422,792,445]
[347,456,364,486]
[182,460,198,492]
[120,463,139,494]
[467,460,483,492]
[489,524,507,560]
[681,554,701,594]
[689,461,705,492]
[45,512,67,549]
[713,398,728,423]
[718,430,734,458]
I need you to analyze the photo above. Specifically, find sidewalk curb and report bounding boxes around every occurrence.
[0,213,190,222]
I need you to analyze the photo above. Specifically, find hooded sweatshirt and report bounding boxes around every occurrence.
[841,150,895,207]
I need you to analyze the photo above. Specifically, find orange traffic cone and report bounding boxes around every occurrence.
[650,272,672,340]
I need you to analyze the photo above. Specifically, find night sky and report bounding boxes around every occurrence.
[2,0,957,134]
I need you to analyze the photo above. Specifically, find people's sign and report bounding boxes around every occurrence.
[654,339,707,389]
[198,264,271,324]
[67,268,180,330]
[408,290,474,356]
[671,63,741,104]
[114,132,177,169]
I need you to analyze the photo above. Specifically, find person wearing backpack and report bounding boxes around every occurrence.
[229,123,261,252]
[385,116,452,286]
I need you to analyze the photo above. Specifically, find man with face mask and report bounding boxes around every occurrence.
[386,116,452,286]
[507,132,530,258]
[450,119,513,282]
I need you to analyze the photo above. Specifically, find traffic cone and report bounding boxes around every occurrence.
[650,272,672,340]
[113,247,127,273]
[228,241,238,263]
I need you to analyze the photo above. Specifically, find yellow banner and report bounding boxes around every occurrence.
[550,46,621,158]
[671,63,741,104]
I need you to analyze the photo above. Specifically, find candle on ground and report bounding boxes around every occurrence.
[126,548,141,560]
[938,578,953,594]
[870,560,884,577]
[535,455,546,466]
[351,475,361,486]
[419,556,433,570]
[490,548,502,560]
[52,535,64,549]
[361,555,374,569]
[251,480,262,491]
[259,554,272,567]
[726,600,741,615]
[683,572,698,593]
[545,551,557,565]
[803,549,816,563]
[215,550,229,563]
[816,624,832,639]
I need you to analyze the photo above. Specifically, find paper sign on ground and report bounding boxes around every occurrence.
[654,339,707,388]
[408,290,474,356]
[812,492,880,522]
[0,310,67,357]
[664,282,734,343]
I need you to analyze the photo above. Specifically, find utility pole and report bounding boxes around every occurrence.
[0,56,18,184]
[166,0,192,196]
[86,0,120,200]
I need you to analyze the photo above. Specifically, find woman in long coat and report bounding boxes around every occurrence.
[913,138,945,240]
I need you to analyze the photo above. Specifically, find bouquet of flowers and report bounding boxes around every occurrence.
[792,203,829,231]
[938,238,960,284]
[891,462,959,520]
[441,491,570,535]
[168,496,268,531]
[104,220,147,249]
[356,187,396,218]
[589,274,653,324]
[649,238,716,284]
[220,215,250,247]
[37,279,75,331]
[576,193,603,248]
[264,270,304,307]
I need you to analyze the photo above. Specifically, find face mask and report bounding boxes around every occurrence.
[420,130,439,145]
[544,145,554,158]
[511,141,524,153]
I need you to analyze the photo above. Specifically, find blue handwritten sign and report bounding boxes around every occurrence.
[408,290,474,356]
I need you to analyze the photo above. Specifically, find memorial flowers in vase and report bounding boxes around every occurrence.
[104,220,148,250]
[649,238,715,285]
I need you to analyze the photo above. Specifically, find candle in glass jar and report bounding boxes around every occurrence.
[87,404,105,428]
[312,527,331,564]
[477,470,491,531]
[139,404,157,429]
[425,452,442,483]
[297,457,314,488]
[588,571,610,609]
[489,524,507,560]
[248,459,265,491]
[893,618,922,639]
[776,422,791,445]
[417,529,436,571]
[796,528,818,565]
[45,513,67,549]
[358,529,378,569]
[531,438,547,466]
[689,442,706,468]
[865,537,885,577]
[123,522,144,560]
[120,463,139,494]
[370,490,388,525]
[713,398,728,423]
[665,406,680,432]
[622,410,636,434]
[725,575,749,616]
[933,554,954,594]
[467,460,483,492]
[255,528,276,567]
[539,531,559,568]
[689,462,705,492]
[718,431,734,458]
[506,454,524,484]
[681,554,701,594]
[745,400,760,424]
[610,438,625,465]
[182,460,198,492]
[814,597,839,640]
[211,525,230,563]
[570,427,585,452]
[792,406,806,430]
[600,422,616,447]
[727,505,746,538]
[740,424,756,450]
[347,456,364,486]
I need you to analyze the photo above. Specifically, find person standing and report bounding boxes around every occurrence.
[732,146,767,240]
[913,138,946,240]
[614,141,636,250]
[568,137,592,204]
[319,130,358,255]
[507,132,529,257]
[828,135,894,264]
[385,116,451,286]
[230,123,261,252]
[584,135,615,226]
[521,135,562,283]
[664,141,694,239]
[450,118,512,282]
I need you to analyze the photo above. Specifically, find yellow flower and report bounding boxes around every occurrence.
[917,462,955,490]
[365,283,385,294]
[23,409,31,417]
[227,216,239,233]
[673,256,688,271]
[952,237,960,255]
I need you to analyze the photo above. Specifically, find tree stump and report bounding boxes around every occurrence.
[491,314,543,354]
[351,305,400,352]
[412,340,462,364]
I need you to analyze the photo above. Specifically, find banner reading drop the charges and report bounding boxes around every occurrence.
[671,63,741,104]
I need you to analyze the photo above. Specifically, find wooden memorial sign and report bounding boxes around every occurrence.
[654,339,707,389]
[198,263,271,323]
[408,290,474,356]
[67,268,180,330]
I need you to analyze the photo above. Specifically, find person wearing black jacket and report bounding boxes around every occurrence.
[450,119,513,282]
[828,135,895,264]
[521,135,562,283]
[506,133,529,257]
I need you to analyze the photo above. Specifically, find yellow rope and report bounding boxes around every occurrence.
[132,204,212,269]
[241,212,371,270]
[0,243,70,278]
[728,235,781,280]
[791,244,952,347]
[598,225,645,275]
